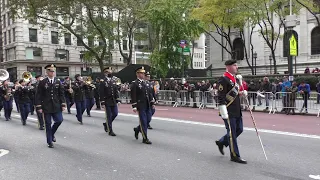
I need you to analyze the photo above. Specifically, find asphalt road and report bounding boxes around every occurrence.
[0,108,319,180]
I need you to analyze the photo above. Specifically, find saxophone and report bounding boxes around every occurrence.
[4,86,12,101]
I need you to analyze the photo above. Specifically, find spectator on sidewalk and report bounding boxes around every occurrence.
[316,80,320,104]
[281,76,291,113]
[260,77,272,111]
[287,82,298,115]
[298,81,310,114]
[248,80,258,111]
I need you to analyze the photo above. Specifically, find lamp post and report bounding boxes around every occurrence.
[269,54,272,74]
[253,52,257,75]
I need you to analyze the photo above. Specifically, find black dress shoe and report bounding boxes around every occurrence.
[5,118,9,121]
[78,120,83,125]
[134,128,139,140]
[143,139,152,144]
[68,112,71,114]
[230,156,247,164]
[87,114,91,117]
[52,136,56,142]
[215,141,224,155]
[39,126,45,130]
[103,123,108,133]
[109,131,116,136]
[48,143,54,148]
[148,125,153,130]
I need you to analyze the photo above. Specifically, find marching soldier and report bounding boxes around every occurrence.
[16,79,31,125]
[145,71,156,129]
[84,77,95,117]
[35,64,66,148]
[100,67,120,136]
[64,77,74,114]
[72,74,86,124]
[132,66,154,144]
[13,80,20,113]
[94,78,101,110]
[27,81,35,115]
[34,75,45,130]
[1,80,13,121]
[215,60,247,164]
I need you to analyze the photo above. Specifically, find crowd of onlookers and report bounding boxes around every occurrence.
[304,67,320,74]
[118,76,317,114]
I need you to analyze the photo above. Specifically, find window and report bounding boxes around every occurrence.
[12,28,15,42]
[77,37,83,46]
[64,33,71,45]
[56,67,69,77]
[51,31,59,44]
[283,30,298,57]
[27,67,42,77]
[3,15,6,28]
[4,32,6,45]
[233,38,244,60]
[8,30,11,44]
[6,47,16,60]
[29,28,37,42]
[7,12,10,26]
[122,40,128,50]
[88,37,94,47]
[55,49,69,61]
[99,38,105,46]
[311,27,320,55]
[26,47,42,60]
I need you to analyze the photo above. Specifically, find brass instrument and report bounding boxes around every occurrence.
[0,69,9,82]
[68,80,73,93]
[22,71,32,83]
[85,76,96,89]
[113,76,122,86]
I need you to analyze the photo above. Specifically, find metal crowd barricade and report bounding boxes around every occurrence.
[199,91,218,109]
[272,91,320,115]
[119,90,131,104]
[174,90,203,108]
[246,91,274,114]
[157,90,177,106]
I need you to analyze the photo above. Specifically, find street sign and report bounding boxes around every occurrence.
[180,40,187,48]
[177,47,190,53]
[289,75,294,81]
[290,35,297,56]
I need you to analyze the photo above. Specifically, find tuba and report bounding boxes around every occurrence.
[22,71,32,83]
[0,69,9,82]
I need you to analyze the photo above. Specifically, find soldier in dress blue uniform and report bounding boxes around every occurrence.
[145,71,156,130]
[1,80,13,121]
[72,74,86,124]
[215,60,247,164]
[63,77,74,114]
[100,67,120,136]
[94,78,101,110]
[16,79,31,125]
[84,77,95,117]
[27,81,35,115]
[35,64,66,148]
[34,75,44,130]
[13,80,20,113]
[132,66,154,144]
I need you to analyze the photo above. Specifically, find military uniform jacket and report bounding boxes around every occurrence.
[131,79,154,110]
[28,85,35,101]
[72,80,85,102]
[35,77,66,113]
[146,81,157,101]
[0,86,12,102]
[217,74,242,118]
[17,86,32,104]
[94,82,100,98]
[63,82,73,99]
[99,77,120,106]
[84,84,95,99]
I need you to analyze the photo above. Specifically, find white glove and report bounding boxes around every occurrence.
[242,90,248,97]
[219,105,229,120]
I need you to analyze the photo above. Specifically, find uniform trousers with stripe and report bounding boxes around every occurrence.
[136,106,152,140]
[105,105,118,132]
[218,117,243,157]
[43,112,63,144]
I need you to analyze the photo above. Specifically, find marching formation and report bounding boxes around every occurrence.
[1,61,262,164]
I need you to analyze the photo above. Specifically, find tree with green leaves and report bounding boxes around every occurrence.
[144,0,202,78]
[9,0,129,71]
[296,0,320,26]
[193,0,255,74]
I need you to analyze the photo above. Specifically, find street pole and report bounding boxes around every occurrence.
[285,0,297,82]
[255,57,257,75]
[181,47,184,78]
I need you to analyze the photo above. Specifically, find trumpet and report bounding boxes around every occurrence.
[22,71,32,83]
[85,76,96,89]
[113,76,122,85]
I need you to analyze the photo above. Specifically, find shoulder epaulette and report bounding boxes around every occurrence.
[100,79,104,82]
